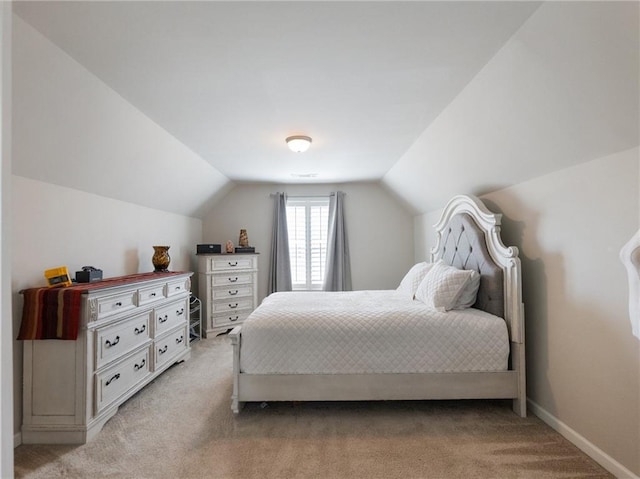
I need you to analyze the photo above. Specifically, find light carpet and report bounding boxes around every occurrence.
[14,336,612,479]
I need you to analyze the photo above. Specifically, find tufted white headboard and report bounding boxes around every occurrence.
[431,195,524,344]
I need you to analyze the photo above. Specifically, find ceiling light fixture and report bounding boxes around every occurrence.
[286,135,312,153]
[291,173,318,178]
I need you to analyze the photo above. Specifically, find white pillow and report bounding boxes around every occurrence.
[453,269,480,309]
[396,262,433,299]
[415,260,476,312]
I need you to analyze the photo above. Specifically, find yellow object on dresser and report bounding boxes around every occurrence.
[44,266,72,287]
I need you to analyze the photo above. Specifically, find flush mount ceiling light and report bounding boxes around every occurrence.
[291,173,318,178]
[286,135,312,153]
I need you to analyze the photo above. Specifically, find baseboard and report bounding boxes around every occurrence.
[528,399,638,479]
[14,431,21,448]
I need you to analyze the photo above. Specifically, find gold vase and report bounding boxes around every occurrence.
[152,246,171,272]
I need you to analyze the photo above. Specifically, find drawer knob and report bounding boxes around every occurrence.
[175,286,181,291]
[176,308,185,316]
[150,292,157,297]
[229,303,238,309]
[228,277,238,283]
[134,325,146,335]
[105,373,120,386]
[134,358,146,371]
[158,345,168,355]
[115,302,122,307]
[176,335,184,344]
[230,316,239,322]
[228,261,238,267]
[105,336,120,348]
[159,314,168,323]
[229,290,239,296]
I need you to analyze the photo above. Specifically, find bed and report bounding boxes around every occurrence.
[229,194,526,417]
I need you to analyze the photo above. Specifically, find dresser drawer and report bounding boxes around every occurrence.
[154,325,189,370]
[208,255,257,272]
[95,347,151,415]
[137,284,165,306]
[211,272,254,287]
[95,312,151,370]
[166,278,190,298]
[212,298,253,314]
[212,309,252,328]
[211,284,253,301]
[153,299,188,336]
[95,291,137,319]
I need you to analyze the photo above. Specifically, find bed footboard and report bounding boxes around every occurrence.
[230,328,525,417]
[229,326,244,414]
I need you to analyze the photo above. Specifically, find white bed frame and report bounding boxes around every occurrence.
[230,195,526,417]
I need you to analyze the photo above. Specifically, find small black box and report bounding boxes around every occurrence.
[75,269,103,283]
[234,247,255,253]
[197,244,221,254]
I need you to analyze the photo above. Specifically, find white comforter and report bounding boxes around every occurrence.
[239,290,509,374]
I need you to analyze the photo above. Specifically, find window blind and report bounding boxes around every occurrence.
[286,197,330,290]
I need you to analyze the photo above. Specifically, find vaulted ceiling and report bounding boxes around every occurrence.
[12,1,639,217]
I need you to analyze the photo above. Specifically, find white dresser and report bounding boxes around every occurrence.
[197,254,258,336]
[21,272,193,444]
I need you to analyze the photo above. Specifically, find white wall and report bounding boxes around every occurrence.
[12,14,231,219]
[203,182,414,303]
[1,2,13,476]
[383,2,639,215]
[11,176,203,441]
[491,149,639,477]
[416,150,640,475]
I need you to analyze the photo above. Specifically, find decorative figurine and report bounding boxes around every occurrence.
[225,240,234,253]
[239,229,249,247]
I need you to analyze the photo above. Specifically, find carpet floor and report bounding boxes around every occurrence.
[14,336,613,479]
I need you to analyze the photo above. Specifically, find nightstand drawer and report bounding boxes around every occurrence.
[211,284,253,300]
[95,312,151,370]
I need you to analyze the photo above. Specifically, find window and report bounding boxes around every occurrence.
[286,196,330,290]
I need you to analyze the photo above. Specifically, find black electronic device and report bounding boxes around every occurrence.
[196,244,221,254]
[75,266,103,283]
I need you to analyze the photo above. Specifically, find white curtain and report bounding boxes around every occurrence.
[267,192,292,294]
[323,191,352,291]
